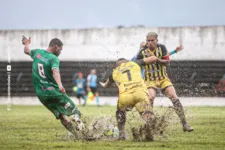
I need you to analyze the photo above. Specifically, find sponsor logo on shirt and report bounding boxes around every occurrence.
[36,54,48,62]
[36,54,41,58]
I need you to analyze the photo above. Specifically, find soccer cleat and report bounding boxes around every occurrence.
[183,124,194,132]
[132,127,141,141]
[118,131,126,140]
[145,135,154,141]
[64,122,79,138]
[76,121,85,131]
[72,114,85,131]
[143,124,154,141]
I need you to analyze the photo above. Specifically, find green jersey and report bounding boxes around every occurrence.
[30,49,61,96]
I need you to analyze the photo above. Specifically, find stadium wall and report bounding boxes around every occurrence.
[0,26,225,61]
[0,26,225,97]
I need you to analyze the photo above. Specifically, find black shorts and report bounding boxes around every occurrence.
[76,93,85,99]
[90,87,98,94]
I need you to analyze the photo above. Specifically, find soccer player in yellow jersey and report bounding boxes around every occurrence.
[100,56,168,141]
[135,32,194,132]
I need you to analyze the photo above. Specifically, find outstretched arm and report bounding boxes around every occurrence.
[22,36,31,55]
[161,44,184,65]
[168,44,184,56]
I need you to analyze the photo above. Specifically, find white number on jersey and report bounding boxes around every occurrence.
[38,63,46,78]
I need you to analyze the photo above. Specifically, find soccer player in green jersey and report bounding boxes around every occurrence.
[22,36,84,136]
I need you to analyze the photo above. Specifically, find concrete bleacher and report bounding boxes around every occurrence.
[1,60,224,97]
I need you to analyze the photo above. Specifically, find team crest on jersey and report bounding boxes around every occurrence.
[36,54,41,58]
[42,86,47,90]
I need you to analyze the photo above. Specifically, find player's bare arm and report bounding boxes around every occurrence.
[160,44,184,65]
[175,44,184,53]
[157,58,170,65]
[22,36,31,55]
[143,56,158,64]
[168,44,184,56]
[52,68,65,93]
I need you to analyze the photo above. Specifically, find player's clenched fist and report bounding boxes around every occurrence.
[22,36,31,45]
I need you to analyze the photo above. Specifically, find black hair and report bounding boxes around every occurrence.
[116,58,128,67]
[117,58,127,62]
[49,38,63,47]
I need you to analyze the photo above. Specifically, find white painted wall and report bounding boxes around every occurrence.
[1,97,225,106]
[1,26,225,61]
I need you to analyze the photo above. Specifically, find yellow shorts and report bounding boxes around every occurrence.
[117,89,151,113]
[145,77,173,89]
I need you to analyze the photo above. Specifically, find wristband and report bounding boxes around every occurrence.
[170,50,177,55]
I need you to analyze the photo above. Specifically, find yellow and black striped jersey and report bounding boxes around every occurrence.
[136,43,168,81]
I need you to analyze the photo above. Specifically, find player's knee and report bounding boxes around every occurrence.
[148,95,155,106]
[141,111,155,123]
[165,89,178,100]
[149,95,155,101]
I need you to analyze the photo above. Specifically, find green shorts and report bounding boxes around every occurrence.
[38,94,80,119]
